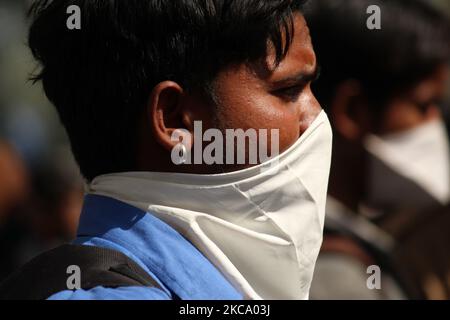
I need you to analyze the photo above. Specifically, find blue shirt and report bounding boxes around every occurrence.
[48,194,243,300]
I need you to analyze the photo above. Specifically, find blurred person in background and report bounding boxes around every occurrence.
[306,0,450,299]
[0,141,29,224]
[0,141,29,280]
[0,0,84,281]
[0,121,84,281]
[0,144,84,281]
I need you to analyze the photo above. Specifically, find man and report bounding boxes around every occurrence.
[0,0,333,300]
[305,0,450,299]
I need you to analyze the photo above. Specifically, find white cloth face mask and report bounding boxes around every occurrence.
[364,118,450,211]
[88,110,333,300]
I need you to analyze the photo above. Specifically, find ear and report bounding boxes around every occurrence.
[330,80,372,141]
[148,81,194,152]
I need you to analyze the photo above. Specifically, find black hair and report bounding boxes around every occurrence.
[305,0,450,112]
[28,0,307,181]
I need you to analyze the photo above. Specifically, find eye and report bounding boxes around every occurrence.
[274,84,306,102]
[414,98,443,113]
[281,85,303,96]
[273,67,321,102]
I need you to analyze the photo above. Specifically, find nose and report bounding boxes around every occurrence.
[299,89,322,135]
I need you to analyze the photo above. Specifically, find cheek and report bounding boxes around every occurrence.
[217,94,301,153]
[271,110,301,153]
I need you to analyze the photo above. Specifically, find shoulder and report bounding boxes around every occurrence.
[47,286,172,300]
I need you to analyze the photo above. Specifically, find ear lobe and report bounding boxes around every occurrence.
[148,81,189,151]
[331,80,371,141]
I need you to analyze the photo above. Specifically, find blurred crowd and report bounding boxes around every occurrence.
[306,0,450,300]
[0,0,449,299]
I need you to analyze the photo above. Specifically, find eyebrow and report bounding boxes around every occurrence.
[271,64,321,88]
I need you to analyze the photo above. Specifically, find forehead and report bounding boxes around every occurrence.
[212,14,316,93]
[264,14,317,78]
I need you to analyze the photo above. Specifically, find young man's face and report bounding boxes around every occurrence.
[147,14,321,174]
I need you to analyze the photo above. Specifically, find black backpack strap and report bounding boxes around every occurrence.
[0,244,163,300]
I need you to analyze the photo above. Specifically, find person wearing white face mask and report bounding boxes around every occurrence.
[306,0,450,300]
[364,118,450,214]
[0,0,334,300]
